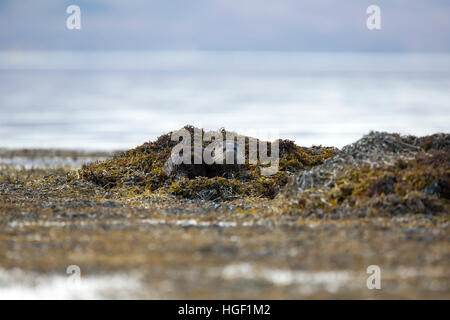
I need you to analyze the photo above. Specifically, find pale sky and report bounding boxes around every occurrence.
[1,0,450,51]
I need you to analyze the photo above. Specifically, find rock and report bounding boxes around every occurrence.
[285,131,424,193]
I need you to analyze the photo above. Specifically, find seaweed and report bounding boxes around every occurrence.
[276,132,450,217]
[1,130,448,222]
[78,125,337,201]
[77,128,449,215]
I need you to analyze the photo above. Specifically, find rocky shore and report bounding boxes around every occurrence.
[0,128,448,299]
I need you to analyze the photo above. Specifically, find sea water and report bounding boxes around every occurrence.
[0,51,449,150]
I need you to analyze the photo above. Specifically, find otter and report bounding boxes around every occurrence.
[163,140,244,179]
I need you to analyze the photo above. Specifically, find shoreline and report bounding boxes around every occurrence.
[0,130,448,299]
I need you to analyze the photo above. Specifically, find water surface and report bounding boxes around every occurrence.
[1,51,449,150]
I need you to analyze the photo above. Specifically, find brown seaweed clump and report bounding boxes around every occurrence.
[276,132,450,217]
[78,126,337,201]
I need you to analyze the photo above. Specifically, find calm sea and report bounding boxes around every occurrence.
[0,51,449,150]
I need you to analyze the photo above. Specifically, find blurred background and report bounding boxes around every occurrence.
[1,0,449,149]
